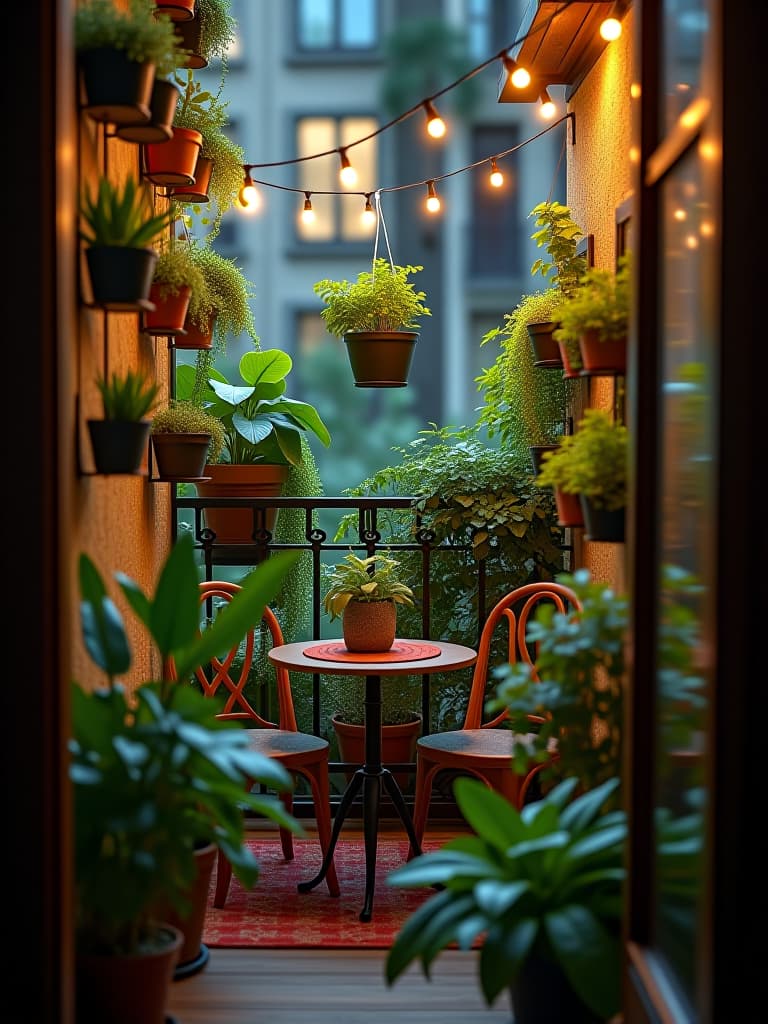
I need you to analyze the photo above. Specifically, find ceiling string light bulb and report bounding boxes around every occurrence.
[539,87,557,120]
[423,99,446,139]
[599,16,622,41]
[301,191,315,224]
[338,148,358,187]
[502,54,531,90]
[425,180,441,213]
[361,194,377,228]
[237,170,260,213]
[489,158,504,188]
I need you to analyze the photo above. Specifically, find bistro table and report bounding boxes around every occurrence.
[267,638,478,922]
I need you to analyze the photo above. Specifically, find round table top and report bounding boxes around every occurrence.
[268,639,478,677]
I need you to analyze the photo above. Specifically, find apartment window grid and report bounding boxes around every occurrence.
[469,124,521,278]
[295,0,378,53]
[295,115,378,244]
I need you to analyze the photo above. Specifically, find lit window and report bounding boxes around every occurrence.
[297,0,377,52]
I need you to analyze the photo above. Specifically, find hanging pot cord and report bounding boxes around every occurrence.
[371,189,395,281]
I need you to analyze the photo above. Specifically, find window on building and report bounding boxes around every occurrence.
[469,125,521,278]
[296,0,378,53]
[296,115,378,243]
[465,0,521,61]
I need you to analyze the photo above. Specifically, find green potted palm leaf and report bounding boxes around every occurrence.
[71,534,301,1021]
[150,398,225,480]
[313,258,432,387]
[177,346,331,542]
[74,0,181,128]
[79,174,173,310]
[88,367,161,475]
[535,408,628,541]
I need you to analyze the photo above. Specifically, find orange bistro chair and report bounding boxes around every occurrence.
[410,581,582,852]
[166,580,339,905]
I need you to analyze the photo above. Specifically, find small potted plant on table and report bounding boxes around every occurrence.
[313,258,431,387]
[322,551,415,653]
[88,367,160,475]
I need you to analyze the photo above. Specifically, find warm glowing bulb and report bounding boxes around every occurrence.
[237,181,260,213]
[673,208,687,222]
[301,194,315,224]
[489,160,504,188]
[510,65,531,89]
[685,234,699,250]
[539,90,556,120]
[339,164,358,186]
[630,82,642,99]
[427,116,446,138]
[700,220,714,238]
[426,195,441,213]
[600,17,622,41]
[361,197,376,228]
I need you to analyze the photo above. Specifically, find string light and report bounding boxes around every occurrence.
[361,194,377,228]
[501,54,531,90]
[423,100,446,139]
[338,148,358,187]
[489,158,504,188]
[539,87,557,120]
[301,192,315,224]
[237,170,260,213]
[425,180,441,213]
[599,16,622,41]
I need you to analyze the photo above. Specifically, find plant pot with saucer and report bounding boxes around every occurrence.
[174,242,258,352]
[313,259,431,387]
[115,76,181,145]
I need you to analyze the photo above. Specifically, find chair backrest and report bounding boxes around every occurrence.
[165,580,299,732]
[462,581,582,730]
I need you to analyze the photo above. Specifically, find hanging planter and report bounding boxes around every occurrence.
[173,10,207,68]
[143,243,208,338]
[578,329,627,375]
[115,78,180,145]
[142,125,203,187]
[144,283,192,336]
[85,246,158,311]
[529,443,560,476]
[344,330,419,387]
[169,155,213,203]
[154,0,195,20]
[88,419,151,475]
[150,401,224,482]
[556,338,583,378]
[174,312,214,349]
[527,320,563,369]
[553,488,585,529]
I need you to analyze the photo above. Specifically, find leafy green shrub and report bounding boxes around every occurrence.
[151,398,225,461]
[314,259,431,335]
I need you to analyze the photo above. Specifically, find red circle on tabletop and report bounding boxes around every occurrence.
[303,641,442,664]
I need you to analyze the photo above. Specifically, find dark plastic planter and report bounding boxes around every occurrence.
[87,419,151,475]
[78,47,153,126]
[84,246,157,311]
[343,330,418,387]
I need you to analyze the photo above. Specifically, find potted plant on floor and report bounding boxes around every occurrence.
[553,252,632,375]
[535,408,628,541]
[178,346,331,542]
[79,174,173,310]
[313,258,431,387]
[173,0,236,70]
[74,0,181,127]
[150,397,225,480]
[169,70,246,240]
[71,535,302,1022]
[88,367,161,475]
[143,239,208,336]
[322,551,416,653]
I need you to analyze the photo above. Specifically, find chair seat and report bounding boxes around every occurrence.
[243,728,330,759]
[417,728,537,759]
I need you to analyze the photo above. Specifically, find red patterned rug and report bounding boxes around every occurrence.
[202,836,445,949]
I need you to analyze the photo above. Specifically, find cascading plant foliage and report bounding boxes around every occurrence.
[313,259,432,335]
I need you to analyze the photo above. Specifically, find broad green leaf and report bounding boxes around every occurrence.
[148,534,200,659]
[208,380,255,407]
[115,574,152,633]
[80,594,131,677]
[544,905,621,1019]
[386,889,458,982]
[269,399,331,447]
[232,412,273,445]
[453,777,523,849]
[271,419,303,465]
[239,348,292,385]
[474,879,530,915]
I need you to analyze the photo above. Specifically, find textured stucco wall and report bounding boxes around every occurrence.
[566,8,635,591]
[70,3,173,693]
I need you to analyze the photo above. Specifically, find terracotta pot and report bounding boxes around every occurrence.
[78,47,154,126]
[84,246,157,310]
[343,331,418,387]
[554,489,584,529]
[75,924,182,1024]
[155,0,195,20]
[151,432,211,481]
[142,125,203,187]
[170,155,213,203]
[143,284,192,336]
[157,842,216,980]
[196,463,290,543]
[173,312,215,350]
[88,419,150,475]
[332,714,422,789]
[578,328,627,375]
[527,320,563,369]
[115,78,180,144]
[174,12,208,68]
[557,339,583,379]
[342,599,397,653]
[580,496,625,542]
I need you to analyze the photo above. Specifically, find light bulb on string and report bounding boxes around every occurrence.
[599,16,622,41]
[489,158,504,188]
[539,88,557,120]
[237,170,260,213]
[338,148,358,187]
[501,54,531,90]
[301,192,316,224]
[425,180,441,213]
[361,194,377,229]
[423,100,446,139]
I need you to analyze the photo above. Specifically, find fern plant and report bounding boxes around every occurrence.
[314,259,431,335]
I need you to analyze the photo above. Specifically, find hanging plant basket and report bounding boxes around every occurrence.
[173,313,215,350]
[143,284,192,336]
[78,47,154,126]
[578,329,627,375]
[170,156,213,203]
[343,330,418,387]
[84,246,157,311]
[115,78,180,145]
[579,497,625,542]
[142,126,202,187]
[87,419,151,475]
[527,320,563,369]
